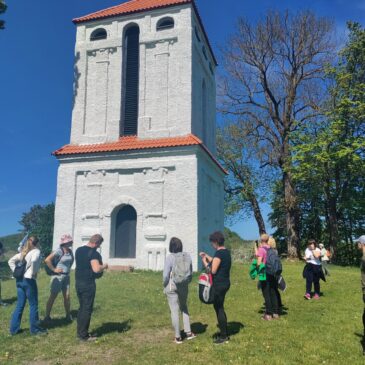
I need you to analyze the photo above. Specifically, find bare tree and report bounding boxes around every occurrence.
[219,10,334,258]
[0,1,6,30]
[217,121,268,235]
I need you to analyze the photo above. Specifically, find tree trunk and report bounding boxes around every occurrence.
[283,170,300,258]
[249,193,266,234]
[323,173,339,250]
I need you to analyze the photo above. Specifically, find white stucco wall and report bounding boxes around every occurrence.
[191,13,217,155]
[70,4,194,145]
[53,147,202,270]
[197,149,225,265]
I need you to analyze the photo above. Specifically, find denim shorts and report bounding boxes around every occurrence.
[50,275,70,295]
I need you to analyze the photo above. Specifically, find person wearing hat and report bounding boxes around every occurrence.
[356,235,365,340]
[43,234,74,322]
[319,243,330,276]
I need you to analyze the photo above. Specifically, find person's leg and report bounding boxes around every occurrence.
[313,266,321,296]
[177,284,191,335]
[76,283,96,339]
[213,285,229,338]
[261,281,273,315]
[45,277,60,318]
[26,279,42,333]
[305,268,314,296]
[9,280,27,334]
[268,275,279,316]
[62,276,71,319]
[45,293,58,319]
[166,290,181,339]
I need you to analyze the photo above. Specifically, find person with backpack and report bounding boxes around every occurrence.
[0,241,9,306]
[303,239,322,300]
[200,231,231,344]
[319,243,330,276]
[268,237,284,311]
[163,237,195,344]
[256,234,280,320]
[75,234,108,341]
[8,236,47,335]
[43,234,74,323]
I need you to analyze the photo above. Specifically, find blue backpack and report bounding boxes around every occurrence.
[264,247,282,277]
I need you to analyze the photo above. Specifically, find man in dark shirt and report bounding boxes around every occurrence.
[75,234,108,341]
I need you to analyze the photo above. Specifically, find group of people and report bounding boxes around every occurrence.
[6,233,107,340]
[1,231,365,349]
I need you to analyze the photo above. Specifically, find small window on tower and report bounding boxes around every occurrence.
[202,46,208,60]
[195,26,201,42]
[90,28,107,41]
[156,17,174,31]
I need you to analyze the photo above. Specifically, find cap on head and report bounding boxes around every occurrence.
[356,235,365,245]
[60,234,73,245]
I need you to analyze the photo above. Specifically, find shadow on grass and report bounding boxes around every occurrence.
[212,321,244,339]
[94,320,132,336]
[258,306,288,316]
[354,332,365,355]
[2,296,17,305]
[191,322,208,334]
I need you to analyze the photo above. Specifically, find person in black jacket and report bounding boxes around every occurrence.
[75,234,108,341]
[200,231,231,344]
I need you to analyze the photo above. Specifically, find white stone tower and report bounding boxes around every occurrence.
[53,0,225,270]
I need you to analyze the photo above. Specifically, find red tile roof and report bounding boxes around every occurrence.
[73,0,217,65]
[73,0,191,23]
[53,134,227,174]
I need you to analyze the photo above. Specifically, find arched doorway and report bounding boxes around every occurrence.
[115,205,137,258]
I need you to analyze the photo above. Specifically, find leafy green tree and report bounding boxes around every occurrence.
[0,1,7,30]
[292,22,365,257]
[19,203,55,255]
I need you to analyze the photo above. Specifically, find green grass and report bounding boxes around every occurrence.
[0,262,364,365]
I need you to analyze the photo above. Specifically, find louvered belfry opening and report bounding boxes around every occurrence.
[121,25,140,136]
[115,205,137,258]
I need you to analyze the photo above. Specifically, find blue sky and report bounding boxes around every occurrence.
[0,0,364,239]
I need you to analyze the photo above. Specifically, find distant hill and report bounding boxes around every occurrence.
[0,233,23,254]
[224,227,253,249]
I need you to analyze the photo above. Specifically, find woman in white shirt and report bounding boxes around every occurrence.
[8,236,47,335]
[304,239,322,300]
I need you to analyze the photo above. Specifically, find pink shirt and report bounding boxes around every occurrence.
[256,244,270,264]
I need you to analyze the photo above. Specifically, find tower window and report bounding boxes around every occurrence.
[121,25,140,136]
[194,26,201,42]
[90,28,107,41]
[156,17,174,31]
[202,46,208,60]
[209,62,214,75]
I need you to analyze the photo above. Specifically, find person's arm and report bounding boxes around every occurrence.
[163,255,173,287]
[90,259,108,273]
[45,252,63,274]
[199,252,213,268]
[313,249,321,258]
[8,253,21,272]
[257,256,263,266]
[211,257,221,274]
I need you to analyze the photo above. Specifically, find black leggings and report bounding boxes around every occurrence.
[261,274,279,315]
[213,283,230,338]
[306,264,321,295]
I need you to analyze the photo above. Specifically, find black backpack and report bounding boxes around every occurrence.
[264,247,282,277]
[13,260,27,279]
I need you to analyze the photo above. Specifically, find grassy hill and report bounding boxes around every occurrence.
[0,262,364,364]
[0,233,23,254]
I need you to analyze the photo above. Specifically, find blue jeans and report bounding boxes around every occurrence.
[10,278,41,334]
